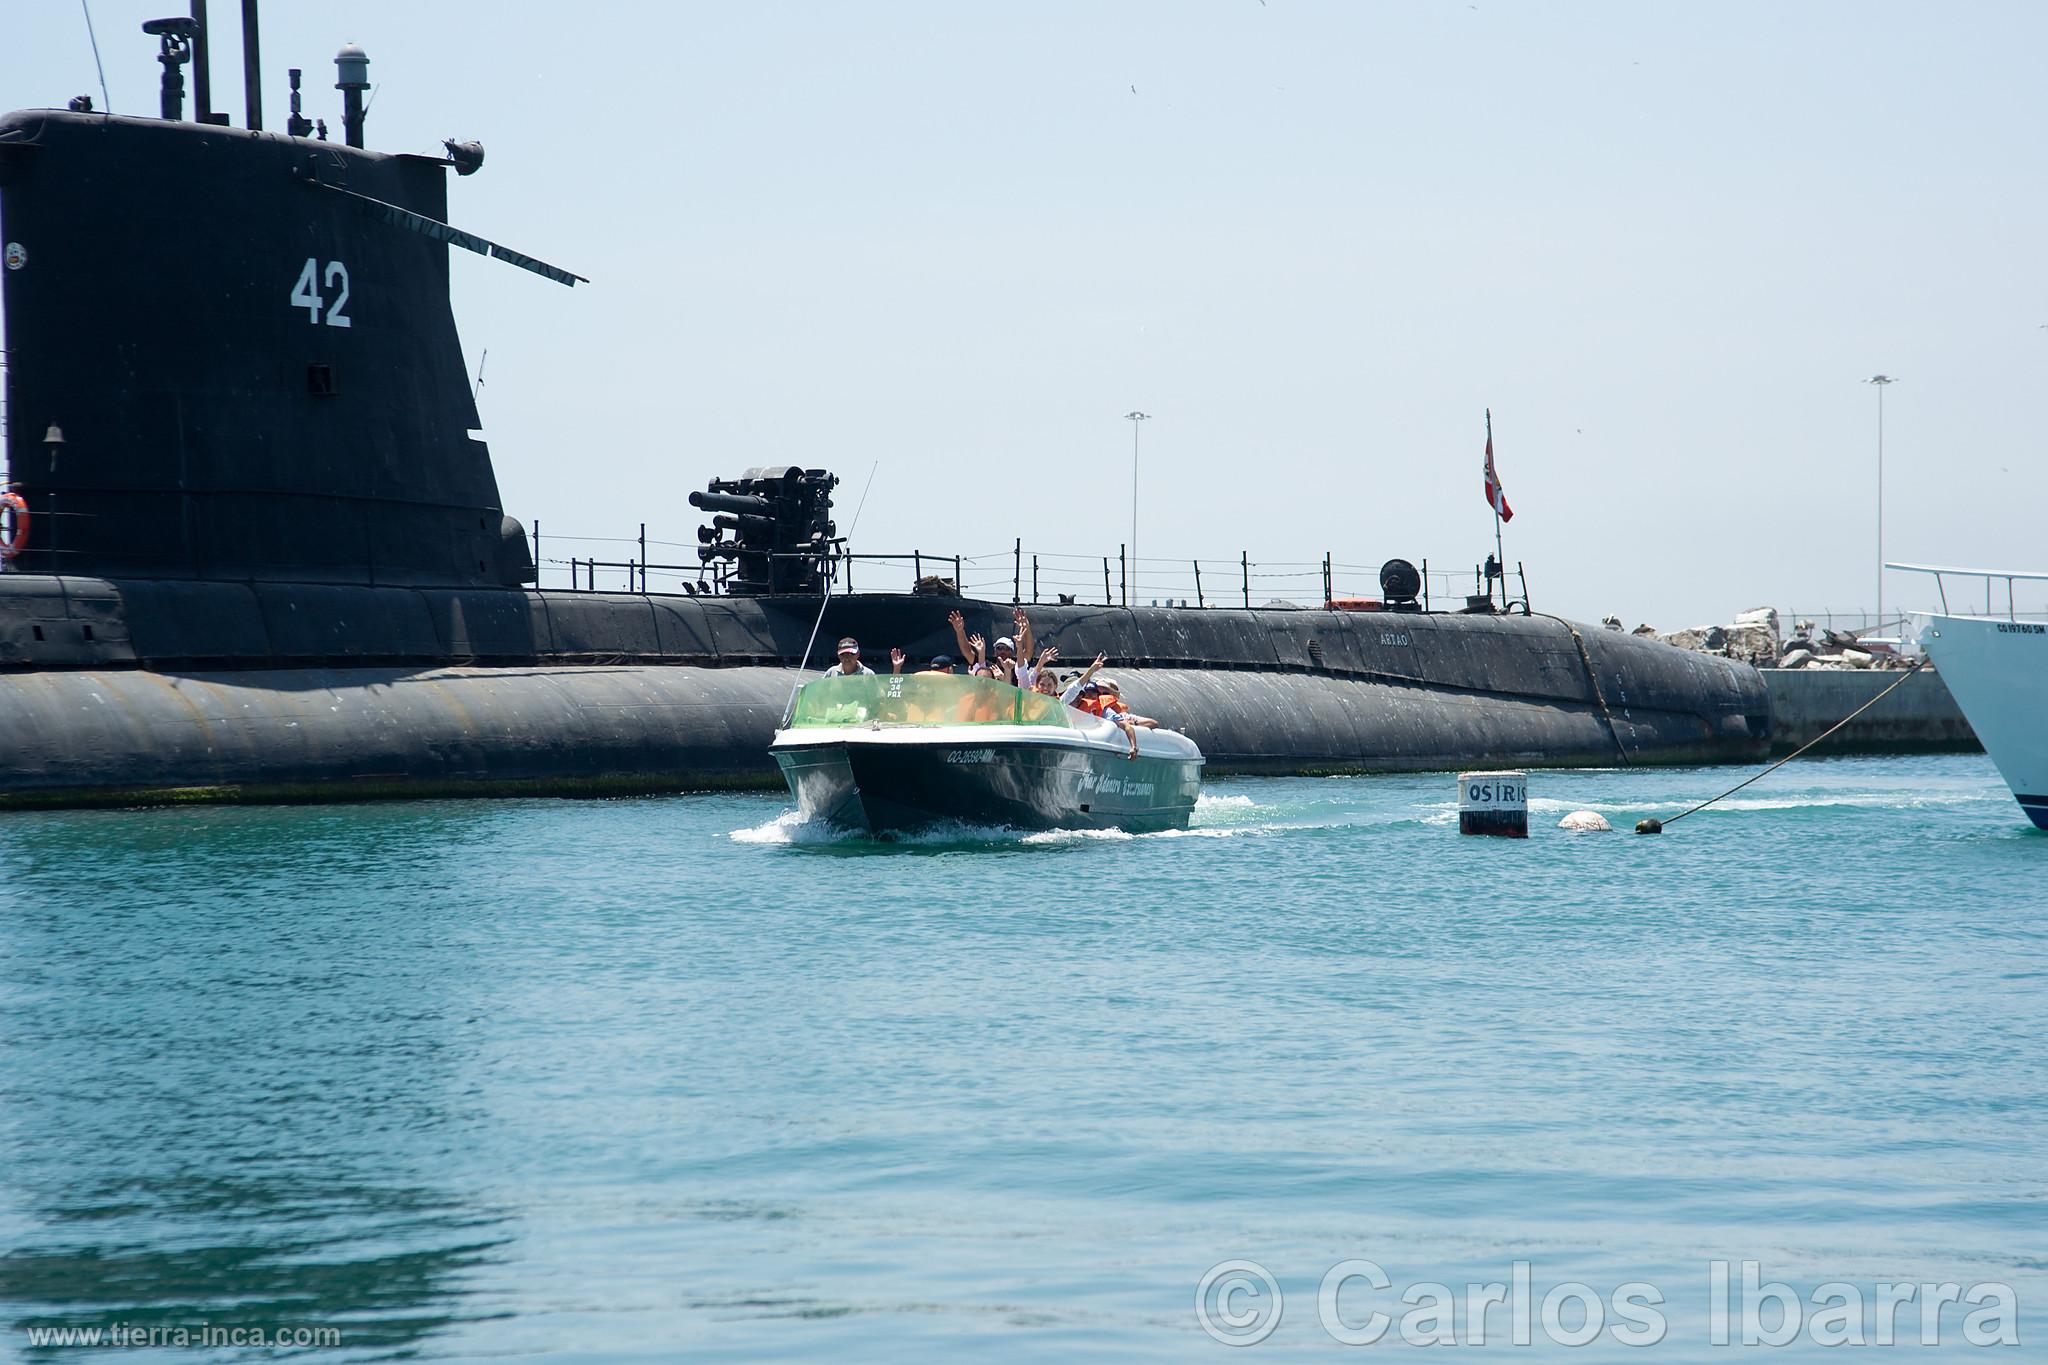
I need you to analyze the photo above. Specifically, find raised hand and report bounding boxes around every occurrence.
[890,646,905,672]
[948,609,964,628]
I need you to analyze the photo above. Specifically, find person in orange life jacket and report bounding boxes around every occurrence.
[1060,653,1109,705]
[1086,682,1141,760]
[1061,660,1138,759]
[1094,677,1157,729]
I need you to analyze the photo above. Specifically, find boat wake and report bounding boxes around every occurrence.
[729,790,1279,849]
[728,811,848,846]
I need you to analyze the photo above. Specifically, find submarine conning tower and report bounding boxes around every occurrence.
[0,13,535,588]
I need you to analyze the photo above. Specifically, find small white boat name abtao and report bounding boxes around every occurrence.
[1458,770,1528,839]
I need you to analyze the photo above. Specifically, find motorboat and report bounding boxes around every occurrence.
[770,673,1204,834]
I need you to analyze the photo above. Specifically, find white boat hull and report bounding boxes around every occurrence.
[1917,613,2048,828]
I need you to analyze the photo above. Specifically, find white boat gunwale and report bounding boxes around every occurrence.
[770,720,1201,760]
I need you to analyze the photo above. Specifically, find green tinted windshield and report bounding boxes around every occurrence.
[790,673,1074,728]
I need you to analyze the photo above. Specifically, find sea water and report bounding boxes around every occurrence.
[0,754,2039,1360]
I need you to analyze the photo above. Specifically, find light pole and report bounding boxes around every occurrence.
[1863,375,1896,632]
[1124,411,1149,600]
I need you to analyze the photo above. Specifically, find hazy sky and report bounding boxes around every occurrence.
[6,1,2043,627]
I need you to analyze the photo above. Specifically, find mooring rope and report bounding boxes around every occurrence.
[1636,658,1929,834]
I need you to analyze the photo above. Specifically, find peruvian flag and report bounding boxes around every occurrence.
[1483,427,1514,522]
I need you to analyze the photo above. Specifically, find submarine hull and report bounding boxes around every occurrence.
[0,581,1768,808]
[0,661,1731,810]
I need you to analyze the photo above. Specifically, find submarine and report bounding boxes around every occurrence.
[0,7,1768,809]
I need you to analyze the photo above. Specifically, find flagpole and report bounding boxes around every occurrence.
[1487,408,1504,602]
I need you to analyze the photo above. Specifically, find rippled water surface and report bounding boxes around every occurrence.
[1,754,2041,1360]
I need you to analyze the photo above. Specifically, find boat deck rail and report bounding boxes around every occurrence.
[1886,562,2048,622]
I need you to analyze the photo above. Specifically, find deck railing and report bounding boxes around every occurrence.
[1884,562,2048,623]
[525,522,1532,613]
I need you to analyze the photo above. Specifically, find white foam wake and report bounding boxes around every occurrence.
[728,810,840,845]
[730,796,1282,848]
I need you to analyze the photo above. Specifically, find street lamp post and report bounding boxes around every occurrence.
[1124,411,1149,601]
[1863,375,1896,633]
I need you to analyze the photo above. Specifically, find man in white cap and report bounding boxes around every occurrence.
[824,637,874,676]
[990,633,1023,684]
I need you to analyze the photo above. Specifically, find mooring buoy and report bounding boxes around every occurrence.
[1559,810,1611,832]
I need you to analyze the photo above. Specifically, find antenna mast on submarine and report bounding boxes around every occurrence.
[239,0,261,129]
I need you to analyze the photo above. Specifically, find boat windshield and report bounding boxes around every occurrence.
[789,673,1075,729]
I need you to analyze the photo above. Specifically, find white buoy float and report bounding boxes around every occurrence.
[1558,810,1612,832]
[1458,770,1527,838]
